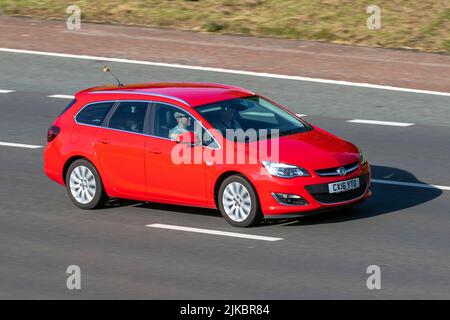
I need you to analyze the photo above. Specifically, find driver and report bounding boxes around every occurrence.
[169,112,190,140]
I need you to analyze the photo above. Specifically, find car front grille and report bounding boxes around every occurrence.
[305,173,369,204]
[315,161,359,177]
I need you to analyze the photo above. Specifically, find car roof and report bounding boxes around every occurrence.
[75,82,255,107]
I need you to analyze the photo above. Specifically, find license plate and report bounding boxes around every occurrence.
[328,178,360,194]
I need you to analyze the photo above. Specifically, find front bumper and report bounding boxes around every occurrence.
[254,162,371,217]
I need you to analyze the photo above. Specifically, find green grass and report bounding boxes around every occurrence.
[0,0,449,52]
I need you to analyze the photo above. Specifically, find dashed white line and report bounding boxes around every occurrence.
[0,89,15,93]
[146,223,284,241]
[0,142,43,149]
[296,113,307,117]
[347,119,415,127]
[48,94,75,99]
[371,179,450,191]
[1,48,449,97]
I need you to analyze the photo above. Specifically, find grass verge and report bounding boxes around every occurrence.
[0,0,449,53]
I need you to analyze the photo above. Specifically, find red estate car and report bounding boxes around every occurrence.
[44,82,371,227]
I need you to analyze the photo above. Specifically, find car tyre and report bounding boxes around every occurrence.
[65,159,108,210]
[218,175,262,227]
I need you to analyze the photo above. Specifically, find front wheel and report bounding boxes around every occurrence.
[218,175,262,227]
[65,159,108,209]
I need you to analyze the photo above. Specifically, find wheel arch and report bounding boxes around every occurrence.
[213,170,260,209]
[62,155,93,184]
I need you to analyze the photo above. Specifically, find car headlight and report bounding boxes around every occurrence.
[261,161,310,178]
[358,148,367,165]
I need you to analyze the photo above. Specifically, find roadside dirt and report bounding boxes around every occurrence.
[1,16,449,92]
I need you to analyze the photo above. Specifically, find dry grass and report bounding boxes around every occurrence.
[0,0,449,52]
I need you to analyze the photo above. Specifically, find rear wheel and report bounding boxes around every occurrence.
[218,175,262,227]
[65,159,108,209]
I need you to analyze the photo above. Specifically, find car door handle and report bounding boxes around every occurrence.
[97,138,111,144]
[147,148,161,154]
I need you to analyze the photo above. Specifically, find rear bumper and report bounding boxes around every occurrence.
[254,162,371,217]
[43,143,65,185]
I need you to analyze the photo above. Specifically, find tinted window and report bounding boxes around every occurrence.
[108,101,148,134]
[76,102,114,126]
[196,96,310,140]
[59,99,77,116]
[153,103,219,148]
[154,103,191,139]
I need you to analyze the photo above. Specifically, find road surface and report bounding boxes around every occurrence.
[0,49,449,299]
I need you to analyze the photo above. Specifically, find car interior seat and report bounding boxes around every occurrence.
[157,110,177,138]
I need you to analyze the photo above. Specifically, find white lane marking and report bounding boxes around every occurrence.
[0,142,43,149]
[372,179,450,191]
[347,119,415,127]
[296,113,307,117]
[0,89,15,93]
[1,48,449,97]
[48,94,75,99]
[146,223,284,241]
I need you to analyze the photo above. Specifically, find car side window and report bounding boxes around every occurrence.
[108,101,148,134]
[76,102,114,126]
[153,103,219,148]
[153,103,192,140]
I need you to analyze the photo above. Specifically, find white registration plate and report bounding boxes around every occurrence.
[328,178,360,194]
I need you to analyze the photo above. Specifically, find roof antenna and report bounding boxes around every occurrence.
[103,65,124,87]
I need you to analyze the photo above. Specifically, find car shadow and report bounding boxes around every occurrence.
[101,165,442,226]
[103,198,140,209]
[135,202,222,218]
[102,198,221,217]
[277,165,442,226]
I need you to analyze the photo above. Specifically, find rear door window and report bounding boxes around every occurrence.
[76,102,115,126]
[108,101,148,134]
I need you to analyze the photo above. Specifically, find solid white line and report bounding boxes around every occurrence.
[1,48,449,97]
[48,94,75,99]
[146,223,284,241]
[0,89,15,93]
[371,179,450,191]
[347,119,415,127]
[0,142,43,149]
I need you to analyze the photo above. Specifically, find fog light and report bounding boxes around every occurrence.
[272,193,308,206]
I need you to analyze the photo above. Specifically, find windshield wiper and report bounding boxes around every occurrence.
[278,128,305,136]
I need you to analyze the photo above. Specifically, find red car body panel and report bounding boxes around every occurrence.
[94,128,147,198]
[44,82,371,217]
[145,136,208,205]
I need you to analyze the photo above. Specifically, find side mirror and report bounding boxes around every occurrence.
[175,131,199,146]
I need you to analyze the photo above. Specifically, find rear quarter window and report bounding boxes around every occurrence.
[59,99,77,117]
[75,102,115,126]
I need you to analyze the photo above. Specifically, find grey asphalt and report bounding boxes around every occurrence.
[0,52,449,299]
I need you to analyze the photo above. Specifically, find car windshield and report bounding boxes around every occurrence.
[196,96,311,141]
